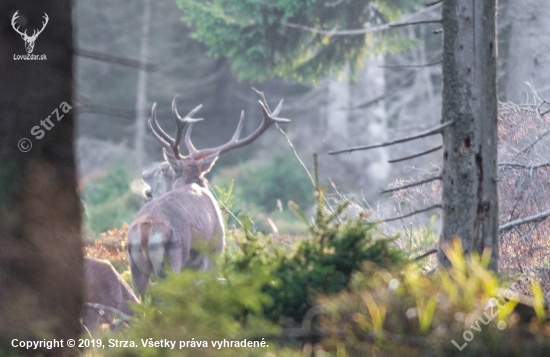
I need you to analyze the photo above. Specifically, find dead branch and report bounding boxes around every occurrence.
[83,302,132,322]
[388,145,442,163]
[413,248,438,261]
[285,3,441,36]
[424,0,442,6]
[329,121,452,155]
[499,162,550,170]
[74,48,156,71]
[499,208,550,233]
[514,128,550,156]
[381,176,441,194]
[381,204,441,223]
[389,19,441,28]
[379,59,442,69]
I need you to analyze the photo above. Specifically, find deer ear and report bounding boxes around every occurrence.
[163,149,182,173]
[198,153,219,175]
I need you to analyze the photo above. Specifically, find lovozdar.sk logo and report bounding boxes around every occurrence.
[11,10,48,60]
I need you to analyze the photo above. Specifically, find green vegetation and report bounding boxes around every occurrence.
[318,240,550,356]
[83,159,550,357]
[224,170,404,325]
[82,163,143,235]
[96,157,405,356]
[212,150,314,234]
[177,0,424,81]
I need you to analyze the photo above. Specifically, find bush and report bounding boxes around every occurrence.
[225,159,405,325]
[317,239,550,357]
[84,224,129,273]
[95,157,404,356]
[102,270,282,357]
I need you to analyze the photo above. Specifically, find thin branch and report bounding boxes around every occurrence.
[379,59,442,69]
[352,94,385,110]
[76,103,135,118]
[285,3,442,36]
[381,176,441,194]
[329,121,453,155]
[499,162,550,170]
[389,19,441,28]
[499,208,550,233]
[514,128,550,156]
[83,302,132,322]
[252,88,315,187]
[74,47,156,72]
[388,145,442,163]
[285,21,389,36]
[424,0,442,6]
[413,248,438,261]
[381,204,441,223]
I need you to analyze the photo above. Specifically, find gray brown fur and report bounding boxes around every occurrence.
[81,257,139,331]
[129,96,288,297]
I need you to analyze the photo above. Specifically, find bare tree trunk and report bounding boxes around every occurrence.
[0,2,82,356]
[134,0,152,171]
[438,0,499,269]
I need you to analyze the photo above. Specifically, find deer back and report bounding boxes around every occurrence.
[130,182,224,255]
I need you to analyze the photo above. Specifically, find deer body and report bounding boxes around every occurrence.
[81,257,139,331]
[129,182,224,296]
[129,94,289,296]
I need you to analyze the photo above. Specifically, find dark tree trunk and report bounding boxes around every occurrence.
[0,1,83,356]
[438,0,499,269]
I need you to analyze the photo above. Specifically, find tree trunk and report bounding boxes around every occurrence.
[438,0,499,269]
[0,2,83,356]
[134,0,152,171]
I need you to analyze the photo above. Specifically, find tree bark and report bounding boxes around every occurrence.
[0,1,83,356]
[438,0,499,269]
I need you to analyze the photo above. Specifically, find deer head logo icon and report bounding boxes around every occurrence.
[11,11,49,54]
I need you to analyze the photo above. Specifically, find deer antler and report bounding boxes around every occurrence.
[11,12,49,40]
[29,13,49,40]
[185,97,290,160]
[148,97,203,158]
[11,11,27,38]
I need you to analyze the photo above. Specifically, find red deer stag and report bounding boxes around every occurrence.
[81,257,139,331]
[128,96,289,297]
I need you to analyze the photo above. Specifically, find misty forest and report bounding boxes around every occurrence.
[4,0,550,356]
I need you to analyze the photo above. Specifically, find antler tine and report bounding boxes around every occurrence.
[172,97,203,152]
[35,13,49,36]
[148,102,179,157]
[184,124,199,156]
[188,98,290,160]
[11,11,27,36]
[27,13,49,39]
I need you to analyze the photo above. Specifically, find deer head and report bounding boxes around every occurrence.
[128,95,289,296]
[142,161,174,200]
[11,11,49,54]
